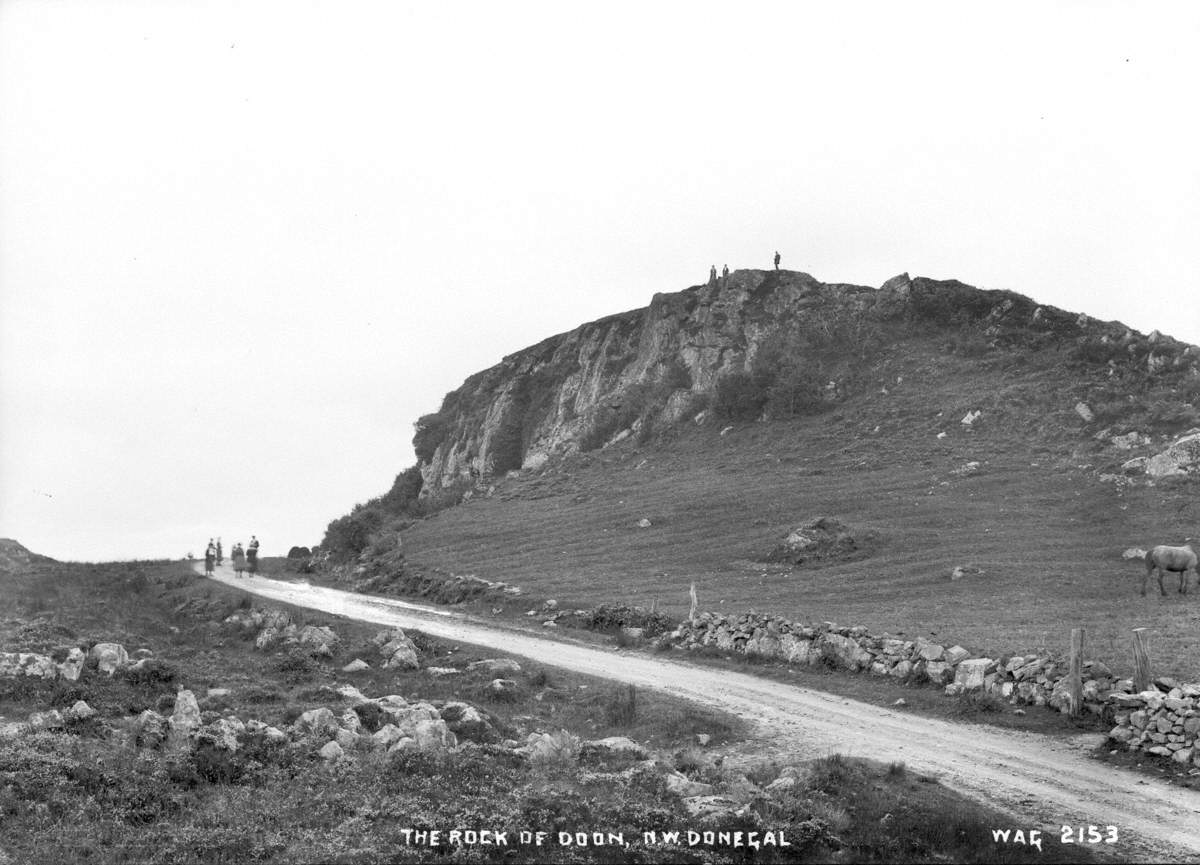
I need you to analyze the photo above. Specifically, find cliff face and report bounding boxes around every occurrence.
[415,269,1194,493]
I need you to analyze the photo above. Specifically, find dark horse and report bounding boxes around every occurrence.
[1143,544,1198,596]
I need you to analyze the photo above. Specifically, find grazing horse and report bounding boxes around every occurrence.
[1143,544,1198,596]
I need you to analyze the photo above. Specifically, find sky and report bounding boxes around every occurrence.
[2,1,1198,562]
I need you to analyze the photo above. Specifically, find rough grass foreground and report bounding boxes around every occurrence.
[1,560,1094,863]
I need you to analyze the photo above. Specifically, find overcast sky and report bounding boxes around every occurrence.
[2,1,1198,562]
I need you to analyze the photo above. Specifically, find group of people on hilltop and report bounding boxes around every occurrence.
[204,535,259,578]
[707,253,782,285]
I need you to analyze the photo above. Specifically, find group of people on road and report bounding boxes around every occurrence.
[204,535,259,578]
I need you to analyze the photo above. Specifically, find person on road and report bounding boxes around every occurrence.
[247,535,260,576]
[216,538,223,565]
[232,542,246,578]
[204,539,216,577]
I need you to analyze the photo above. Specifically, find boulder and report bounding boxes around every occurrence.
[28,709,64,731]
[666,773,714,797]
[295,708,339,739]
[168,690,202,743]
[135,710,169,748]
[425,667,460,677]
[378,631,420,669]
[440,702,492,742]
[199,717,244,752]
[410,718,457,752]
[1122,457,1149,475]
[945,645,970,665]
[336,685,368,703]
[683,795,740,821]
[339,709,362,734]
[0,652,58,679]
[335,728,359,750]
[584,736,649,759]
[342,659,370,673]
[58,648,86,681]
[319,740,345,761]
[90,643,129,675]
[954,658,993,690]
[65,700,96,722]
[371,724,406,750]
[1145,432,1200,478]
[298,625,340,657]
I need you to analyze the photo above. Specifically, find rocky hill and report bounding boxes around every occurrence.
[412,269,1197,495]
[0,539,55,574]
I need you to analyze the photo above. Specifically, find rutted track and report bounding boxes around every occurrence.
[204,564,1200,862]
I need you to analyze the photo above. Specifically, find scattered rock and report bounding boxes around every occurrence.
[298,625,340,658]
[951,461,981,476]
[765,517,878,566]
[584,736,648,759]
[135,710,169,748]
[90,643,129,676]
[342,659,370,673]
[168,690,202,744]
[65,700,96,722]
[377,629,420,670]
[666,773,714,797]
[1145,432,1200,478]
[489,678,518,697]
[1123,547,1148,560]
[1075,402,1095,422]
[206,688,231,700]
[893,698,907,707]
[961,411,982,426]
[294,707,339,739]
[468,658,522,674]
[319,740,345,761]
[636,518,653,529]
[58,648,85,681]
[425,667,460,677]
[28,709,64,731]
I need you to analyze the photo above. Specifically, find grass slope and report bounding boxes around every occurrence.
[398,341,1200,678]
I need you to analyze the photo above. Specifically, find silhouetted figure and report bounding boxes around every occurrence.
[722,264,729,280]
[247,535,260,576]
[709,265,717,285]
[216,538,223,565]
[204,539,216,577]
[774,251,781,270]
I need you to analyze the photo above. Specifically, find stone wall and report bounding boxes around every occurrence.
[1106,683,1200,768]
[673,612,1145,721]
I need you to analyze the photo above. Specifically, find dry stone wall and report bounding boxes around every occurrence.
[676,612,1200,766]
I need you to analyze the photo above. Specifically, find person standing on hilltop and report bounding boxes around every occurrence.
[722,264,729,281]
[247,535,260,576]
[774,251,781,270]
[709,265,717,285]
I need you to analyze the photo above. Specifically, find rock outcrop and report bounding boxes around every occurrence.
[413,270,1174,492]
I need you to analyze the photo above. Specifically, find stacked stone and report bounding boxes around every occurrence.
[672,615,1133,717]
[1107,680,1200,768]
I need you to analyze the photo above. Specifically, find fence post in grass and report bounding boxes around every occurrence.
[689,582,698,625]
[1132,628,1152,692]
[1068,628,1084,717]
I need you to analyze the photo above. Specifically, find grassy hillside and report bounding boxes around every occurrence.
[395,336,1200,678]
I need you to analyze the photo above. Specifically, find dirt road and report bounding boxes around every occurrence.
[204,564,1200,861]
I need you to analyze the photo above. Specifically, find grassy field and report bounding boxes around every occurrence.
[397,341,1200,679]
[0,559,1100,863]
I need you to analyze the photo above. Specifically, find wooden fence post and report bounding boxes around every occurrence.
[1068,628,1084,717]
[689,582,698,625]
[1133,628,1152,692]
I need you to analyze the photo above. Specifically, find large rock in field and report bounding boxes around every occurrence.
[135,710,169,748]
[58,648,86,681]
[583,736,649,759]
[764,517,878,566]
[294,707,339,739]
[1145,431,1200,478]
[376,629,420,669]
[65,700,96,722]
[371,724,406,750]
[198,717,245,752]
[409,718,457,752]
[90,643,129,675]
[298,625,340,657]
[666,773,715,797]
[0,652,58,679]
[440,702,493,742]
[319,740,345,761]
[168,690,202,743]
[28,709,64,731]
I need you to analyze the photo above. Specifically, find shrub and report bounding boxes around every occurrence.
[713,370,768,420]
[119,658,177,686]
[604,684,638,726]
[413,411,451,463]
